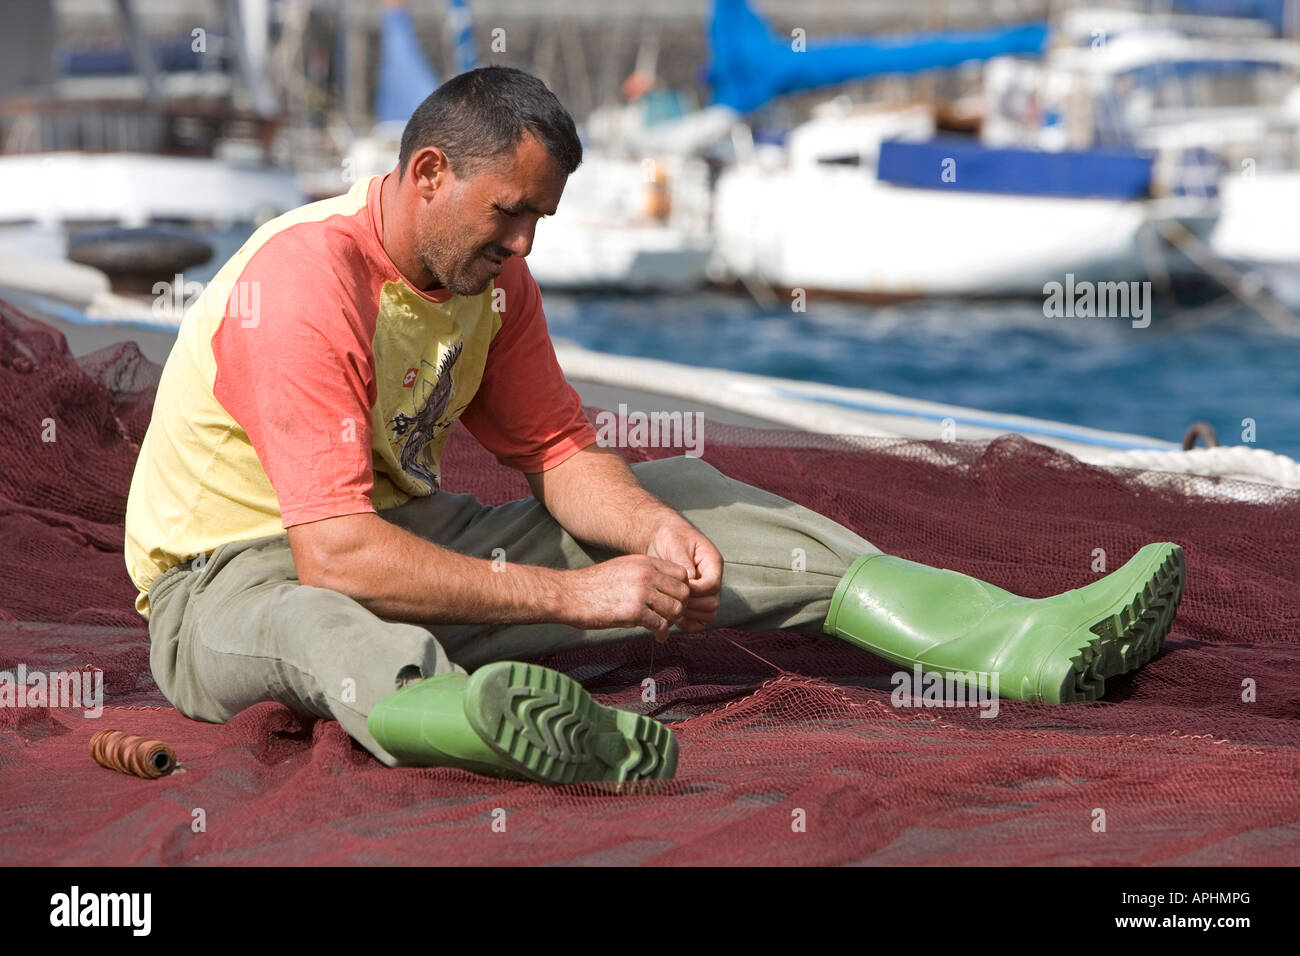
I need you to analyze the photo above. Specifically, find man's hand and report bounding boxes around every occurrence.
[646,519,724,641]
[561,555,693,642]
[528,446,726,642]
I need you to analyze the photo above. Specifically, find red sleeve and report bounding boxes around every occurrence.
[459,257,598,472]
[211,230,379,528]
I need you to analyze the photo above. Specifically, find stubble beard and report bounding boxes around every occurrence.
[416,214,491,298]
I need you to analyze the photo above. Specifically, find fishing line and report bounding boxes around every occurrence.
[726,637,782,674]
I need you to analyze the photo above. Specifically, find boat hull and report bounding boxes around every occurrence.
[712,164,1153,298]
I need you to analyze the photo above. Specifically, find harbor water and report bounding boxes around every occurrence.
[542,291,1300,460]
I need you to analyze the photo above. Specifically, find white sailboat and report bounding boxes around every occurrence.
[711,102,1159,299]
[0,0,305,322]
[0,0,303,230]
[523,151,714,293]
[1210,166,1300,308]
[707,1,1297,301]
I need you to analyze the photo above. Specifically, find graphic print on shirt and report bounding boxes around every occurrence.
[389,339,464,491]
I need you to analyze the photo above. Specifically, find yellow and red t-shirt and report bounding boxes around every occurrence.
[124,172,597,619]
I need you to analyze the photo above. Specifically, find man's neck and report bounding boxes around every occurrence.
[379,171,444,293]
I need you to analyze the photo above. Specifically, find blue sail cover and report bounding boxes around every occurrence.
[1172,0,1288,34]
[876,137,1153,200]
[1118,57,1286,86]
[376,6,440,125]
[708,0,1051,113]
[60,40,208,75]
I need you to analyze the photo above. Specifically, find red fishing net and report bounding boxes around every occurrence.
[2,298,1298,865]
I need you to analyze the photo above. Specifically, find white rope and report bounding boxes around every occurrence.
[1077,444,1300,491]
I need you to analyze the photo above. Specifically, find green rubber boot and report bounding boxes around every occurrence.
[824,542,1186,704]
[367,660,678,783]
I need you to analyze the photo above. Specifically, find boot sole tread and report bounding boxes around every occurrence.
[1049,544,1186,704]
[467,661,679,785]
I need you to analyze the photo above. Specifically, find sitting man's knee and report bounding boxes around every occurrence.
[630,455,743,511]
[632,454,723,484]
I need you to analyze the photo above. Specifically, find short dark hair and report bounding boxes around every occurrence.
[398,66,582,179]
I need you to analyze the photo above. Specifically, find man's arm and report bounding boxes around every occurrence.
[525,444,679,554]
[526,444,724,639]
[287,509,693,636]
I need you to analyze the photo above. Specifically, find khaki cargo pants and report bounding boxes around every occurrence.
[146,457,880,766]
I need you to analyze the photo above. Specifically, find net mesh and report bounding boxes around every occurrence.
[2,299,1298,865]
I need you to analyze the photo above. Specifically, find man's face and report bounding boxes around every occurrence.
[413,132,566,296]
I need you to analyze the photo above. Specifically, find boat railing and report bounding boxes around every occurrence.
[0,96,279,160]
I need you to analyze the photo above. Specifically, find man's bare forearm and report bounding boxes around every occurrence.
[289,509,695,636]
[526,444,689,554]
[293,512,566,625]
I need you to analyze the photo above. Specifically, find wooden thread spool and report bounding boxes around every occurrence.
[89,729,177,779]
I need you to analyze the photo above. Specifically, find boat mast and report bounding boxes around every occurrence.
[112,0,161,103]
